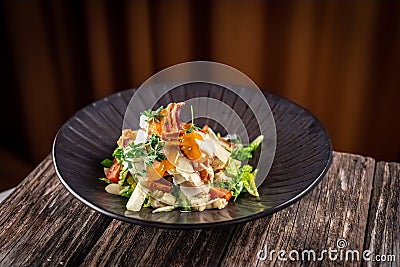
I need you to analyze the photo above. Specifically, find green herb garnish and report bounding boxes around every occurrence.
[141,106,165,123]
[100,158,114,168]
[126,142,147,158]
[144,134,167,166]
[123,134,166,167]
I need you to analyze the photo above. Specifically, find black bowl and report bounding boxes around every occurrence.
[53,83,332,229]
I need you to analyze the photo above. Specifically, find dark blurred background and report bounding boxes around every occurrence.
[1,1,399,191]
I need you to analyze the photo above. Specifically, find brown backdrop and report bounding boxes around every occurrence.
[1,0,399,190]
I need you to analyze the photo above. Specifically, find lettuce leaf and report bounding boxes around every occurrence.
[230,164,259,200]
[231,135,263,161]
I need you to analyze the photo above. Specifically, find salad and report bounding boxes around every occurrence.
[100,102,263,213]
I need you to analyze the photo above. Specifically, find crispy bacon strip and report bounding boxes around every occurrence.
[162,102,184,140]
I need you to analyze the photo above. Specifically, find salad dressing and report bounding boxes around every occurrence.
[146,159,175,180]
[179,125,204,161]
[155,159,174,176]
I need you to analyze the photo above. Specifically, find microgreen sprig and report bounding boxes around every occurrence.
[141,106,165,123]
[123,134,167,167]
[186,105,201,133]
[144,134,167,166]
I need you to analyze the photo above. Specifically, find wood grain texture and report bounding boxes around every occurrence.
[0,155,112,266]
[221,152,376,267]
[1,152,399,267]
[81,221,236,266]
[364,161,400,266]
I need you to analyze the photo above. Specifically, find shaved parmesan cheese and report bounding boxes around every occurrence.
[172,174,186,184]
[159,193,176,206]
[139,114,148,129]
[176,155,195,173]
[180,183,210,199]
[199,139,215,158]
[207,130,230,165]
[105,183,122,195]
[134,129,148,144]
[189,172,203,186]
[126,184,147,211]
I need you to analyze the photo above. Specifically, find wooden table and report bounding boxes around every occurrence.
[0,152,398,266]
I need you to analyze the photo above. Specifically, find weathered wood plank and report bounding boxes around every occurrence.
[136,225,236,267]
[0,155,112,266]
[363,161,400,267]
[80,222,158,266]
[82,220,236,266]
[220,152,375,267]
